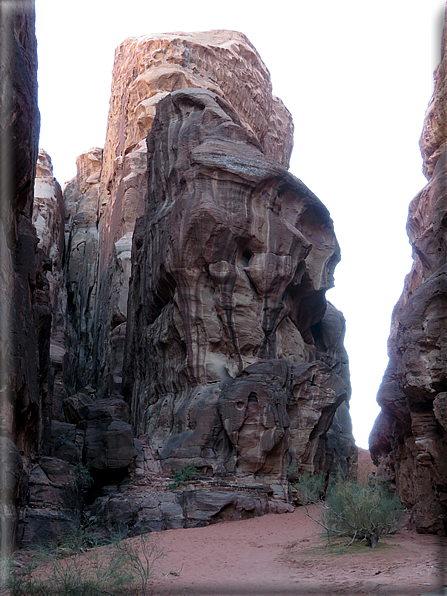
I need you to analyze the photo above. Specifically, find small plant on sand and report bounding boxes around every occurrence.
[305,479,404,548]
[168,464,199,490]
[292,471,325,505]
[2,544,132,595]
[117,533,166,596]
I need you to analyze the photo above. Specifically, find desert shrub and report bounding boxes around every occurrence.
[286,464,300,483]
[1,532,167,595]
[292,471,325,505]
[0,556,13,594]
[2,545,133,595]
[117,533,166,596]
[320,479,404,548]
[168,464,198,489]
[25,515,109,563]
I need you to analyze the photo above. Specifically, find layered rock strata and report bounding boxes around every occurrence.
[370,8,447,534]
[123,86,355,489]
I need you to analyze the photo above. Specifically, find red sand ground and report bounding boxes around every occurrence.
[140,503,447,596]
[138,450,447,595]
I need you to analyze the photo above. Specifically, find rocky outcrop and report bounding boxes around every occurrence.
[89,484,275,535]
[123,85,356,490]
[17,145,139,546]
[0,0,41,549]
[370,7,447,535]
[20,457,81,547]
[56,30,354,504]
[62,393,136,471]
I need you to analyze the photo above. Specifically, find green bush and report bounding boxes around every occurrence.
[286,464,300,483]
[168,464,198,490]
[75,463,94,489]
[321,479,404,548]
[292,471,325,505]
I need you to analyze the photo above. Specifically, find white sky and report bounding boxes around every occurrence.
[35,0,446,449]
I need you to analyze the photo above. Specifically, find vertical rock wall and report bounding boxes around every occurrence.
[370,7,447,534]
[0,0,41,549]
[32,150,66,447]
[56,30,355,494]
[63,148,102,392]
[56,30,355,501]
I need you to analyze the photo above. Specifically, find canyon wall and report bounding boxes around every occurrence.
[0,0,42,548]
[370,8,447,534]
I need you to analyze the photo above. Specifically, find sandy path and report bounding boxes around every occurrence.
[125,505,447,596]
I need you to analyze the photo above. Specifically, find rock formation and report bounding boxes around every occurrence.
[2,14,356,546]
[62,30,355,501]
[370,7,447,535]
[123,86,354,493]
[63,148,102,392]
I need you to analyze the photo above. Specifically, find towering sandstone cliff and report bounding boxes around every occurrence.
[0,1,42,548]
[93,31,294,398]
[102,32,355,488]
[62,30,356,496]
[370,8,447,534]
[2,14,356,545]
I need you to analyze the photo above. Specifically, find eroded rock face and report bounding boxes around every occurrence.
[101,30,293,218]
[93,30,294,399]
[63,393,137,471]
[1,0,40,453]
[370,7,447,534]
[124,87,355,485]
[420,14,447,180]
[20,457,80,547]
